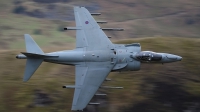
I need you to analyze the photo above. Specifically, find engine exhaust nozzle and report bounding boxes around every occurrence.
[16,54,27,59]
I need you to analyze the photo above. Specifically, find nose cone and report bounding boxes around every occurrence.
[166,54,182,61]
[176,56,182,61]
[161,53,182,63]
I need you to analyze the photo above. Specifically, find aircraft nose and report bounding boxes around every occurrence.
[165,54,182,62]
[177,56,182,61]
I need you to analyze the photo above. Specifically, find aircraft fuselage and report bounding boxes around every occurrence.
[17,43,182,72]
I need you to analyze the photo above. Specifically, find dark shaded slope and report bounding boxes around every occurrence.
[109,37,200,112]
[0,37,200,112]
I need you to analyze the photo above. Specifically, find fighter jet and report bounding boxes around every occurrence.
[16,6,182,111]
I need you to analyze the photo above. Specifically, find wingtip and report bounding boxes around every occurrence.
[23,76,29,82]
[24,34,30,36]
[23,79,28,82]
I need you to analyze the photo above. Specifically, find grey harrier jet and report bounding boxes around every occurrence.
[16,6,182,111]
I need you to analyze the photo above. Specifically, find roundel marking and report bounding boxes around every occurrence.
[85,21,89,24]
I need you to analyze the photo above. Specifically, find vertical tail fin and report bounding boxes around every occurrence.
[23,34,44,82]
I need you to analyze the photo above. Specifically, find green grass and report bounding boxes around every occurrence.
[0,0,200,111]
[1,0,200,50]
[0,4,75,50]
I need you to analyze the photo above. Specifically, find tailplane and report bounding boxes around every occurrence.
[23,34,44,82]
[24,58,43,81]
[24,34,44,54]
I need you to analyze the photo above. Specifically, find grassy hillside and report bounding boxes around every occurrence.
[0,0,200,50]
[0,37,200,112]
[0,0,200,112]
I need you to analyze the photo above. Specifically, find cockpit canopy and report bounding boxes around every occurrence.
[136,51,162,62]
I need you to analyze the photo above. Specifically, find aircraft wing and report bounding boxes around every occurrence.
[74,6,114,50]
[70,6,115,111]
[71,63,113,110]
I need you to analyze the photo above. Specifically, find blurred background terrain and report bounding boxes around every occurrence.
[0,0,200,112]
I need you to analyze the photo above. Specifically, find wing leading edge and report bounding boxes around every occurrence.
[74,6,114,50]
[72,63,113,111]
[71,6,115,111]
